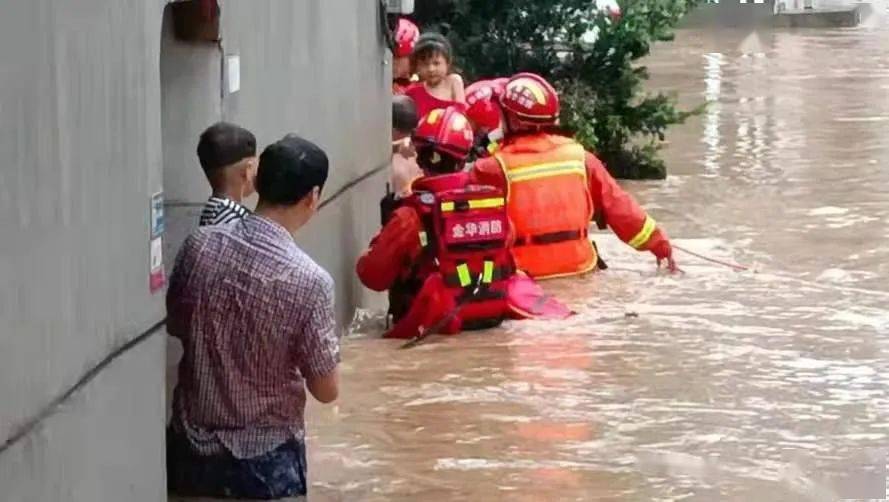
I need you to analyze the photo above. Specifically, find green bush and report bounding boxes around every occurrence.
[413,0,702,179]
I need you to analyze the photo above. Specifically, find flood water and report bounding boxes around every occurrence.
[306,24,889,501]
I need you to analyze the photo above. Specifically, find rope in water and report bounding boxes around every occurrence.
[672,244,889,300]
[674,244,751,272]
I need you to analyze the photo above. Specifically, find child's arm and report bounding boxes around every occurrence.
[449,74,466,104]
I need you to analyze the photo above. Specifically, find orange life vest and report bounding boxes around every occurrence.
[494,133,597,279]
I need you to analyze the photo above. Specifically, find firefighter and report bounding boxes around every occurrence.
[470,73,677,279]
[392,18,420,95]
[464,77,509,160]
[357,106,570,340]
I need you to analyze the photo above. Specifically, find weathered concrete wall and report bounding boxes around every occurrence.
[0,336,168,502]
[220,0,390,318]
[161,0,390,323]
[0,1,169,500]
[0,0,389,500]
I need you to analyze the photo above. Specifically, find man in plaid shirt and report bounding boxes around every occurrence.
[166,134,340,499]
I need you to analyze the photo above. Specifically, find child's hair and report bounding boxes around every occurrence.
[392,96,419,135]
[411,32,453,66]
[197,122,257,173]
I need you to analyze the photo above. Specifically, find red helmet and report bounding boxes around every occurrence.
[394,18,420,58]
[500,73,560,126]
[413,106,475,161]
[465,78,508,132]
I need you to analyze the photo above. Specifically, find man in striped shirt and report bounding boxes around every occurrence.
[196,122,258,226]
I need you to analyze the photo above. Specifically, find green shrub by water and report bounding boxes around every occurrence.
[414,0,703,179]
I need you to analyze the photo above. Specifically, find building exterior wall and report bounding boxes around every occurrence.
[0,1,390,500]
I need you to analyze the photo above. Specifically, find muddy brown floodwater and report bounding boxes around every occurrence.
[306,23,889,501]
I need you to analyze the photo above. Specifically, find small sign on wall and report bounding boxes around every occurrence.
[150,237,166,294]
[151,191,165,238]
[227,54,241,94]
[149,191,166,294]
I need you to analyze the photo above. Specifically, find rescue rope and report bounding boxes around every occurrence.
[165,162,389,211]
[672,245,889,299]
[399,302,465,350]
[673,244,752,272]
[400,274,489,349]
[318,163,389,210]
[652,208,889,298]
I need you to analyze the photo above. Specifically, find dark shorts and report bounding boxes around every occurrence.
[166,427,307,500]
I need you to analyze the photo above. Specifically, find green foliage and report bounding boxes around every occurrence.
[413,0,702,179]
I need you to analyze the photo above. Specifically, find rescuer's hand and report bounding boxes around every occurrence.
[647,229,678,273]
[657,254,678,273]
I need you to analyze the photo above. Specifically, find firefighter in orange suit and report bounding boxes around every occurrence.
[469,73,676,279]
[357,106,571,339]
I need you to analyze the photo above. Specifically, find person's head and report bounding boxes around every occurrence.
[392,95,419,143]
[393,18,420,80]
[412,106,474,176]
[197,122,258,200]
[499,73,561,134]
[465,78,509,141]
[254,134,329,233]
[411,32,453,87]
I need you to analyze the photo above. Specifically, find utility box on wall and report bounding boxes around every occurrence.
[171,0,220,42]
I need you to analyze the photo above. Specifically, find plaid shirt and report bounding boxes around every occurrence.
[167,215,339,459]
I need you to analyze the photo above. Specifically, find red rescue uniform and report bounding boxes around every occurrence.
[471,131,671,279]
[358,172,513,339]
[358,172,572,339]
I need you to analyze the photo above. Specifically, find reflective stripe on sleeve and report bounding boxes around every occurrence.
[628,216,657,249]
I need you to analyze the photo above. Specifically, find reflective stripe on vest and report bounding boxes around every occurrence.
[482,260,494,283]
[505,160,587,184]
[628,215,657,249]
[418,231,429,248]
[441,197,505,212]
[456,263,472,287]
[450,260,498,288]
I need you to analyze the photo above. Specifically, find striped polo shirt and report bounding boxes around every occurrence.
[199,196,250,227]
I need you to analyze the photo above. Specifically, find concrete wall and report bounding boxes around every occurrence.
[162,0,391,321]
[0,0,390,500]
